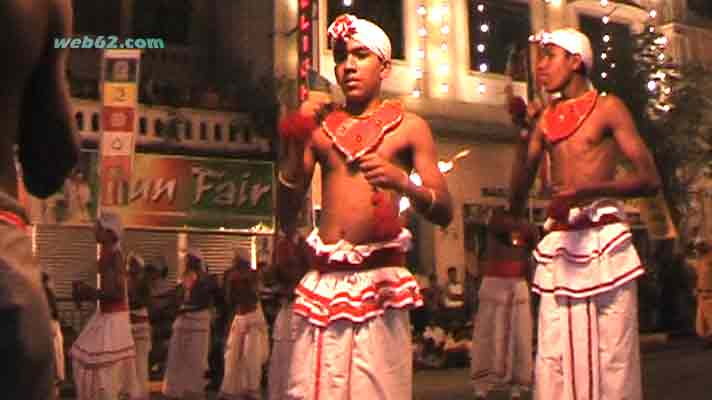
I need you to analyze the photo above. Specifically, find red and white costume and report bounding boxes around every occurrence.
[532,199,643,400]
[220,304,270,399]
[286,228,422,400]
[70,246,141,399]
[471,261,532,399]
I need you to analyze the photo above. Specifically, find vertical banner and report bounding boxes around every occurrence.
[99,49,141,209]
[297,0,314,102]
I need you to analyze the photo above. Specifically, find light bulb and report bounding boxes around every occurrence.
[479,63,488,73]
[441,25,450,35]
[478,82,486,94]
[603,34,611,43]
[647,81,657,91]
[412,89,421,98]
[418,27,428,37]
[417,5,427,16]
[481,24,489,33]
[477,44,486,53]
[649,10,657,18]
[601,72,608,79]
[477,4,485,12]
[602,16,610,24]
[440,83,449,93]
[600,0,609,7]
[343,0,353,6]
[601,53,608,60]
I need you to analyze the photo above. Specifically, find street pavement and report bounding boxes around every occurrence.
[61,337,712,399]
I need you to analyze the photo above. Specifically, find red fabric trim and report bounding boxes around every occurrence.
[535,230,631,263]
[548,214,622,232]
[541,90,598,144]
[587,299,593,400]
[532,265,644,297]
[483,260,527,278]
[321,100,404,162]
[308,243,406,272]
[567,298,577,399]
[72,353,136,370]
[296,276,418,306]
[294,290,422,325]
[0,211,27,231]
[314,328,324,400]
[100,301,129,313]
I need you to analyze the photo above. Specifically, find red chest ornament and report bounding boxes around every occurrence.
[321,100,404,163]
[541,90,598,144]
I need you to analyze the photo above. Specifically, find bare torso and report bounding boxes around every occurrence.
[0,0,54,197]
[312,112,415,244]
[545,96,620,204]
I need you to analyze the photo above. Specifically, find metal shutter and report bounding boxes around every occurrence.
[123,229,180,283]
[186,233,253,276]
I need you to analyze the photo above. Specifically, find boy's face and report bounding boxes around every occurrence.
[536,44,583,93]
[333,39,390,104]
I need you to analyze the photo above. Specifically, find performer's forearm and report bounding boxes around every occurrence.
[402,179,453,227]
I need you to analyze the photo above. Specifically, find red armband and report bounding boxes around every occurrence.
[278,111,317,141]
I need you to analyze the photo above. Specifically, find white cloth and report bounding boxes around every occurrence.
[51,319,65,383]
[219,305,270,400]
[268,300,297,400]
[70,310,140,400]
[286,309,412,400]
[535,281,642,400]
[131,308,152,400]
[162,309,212,399]
[531,28,593,72]
[296,229,421,326]
[327,14,392,61]
[471,277,532,397]
[533,199,644,298]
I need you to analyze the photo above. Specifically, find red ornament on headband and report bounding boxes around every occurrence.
[328,14,357,41]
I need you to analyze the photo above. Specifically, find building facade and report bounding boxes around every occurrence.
[276,0,712,287]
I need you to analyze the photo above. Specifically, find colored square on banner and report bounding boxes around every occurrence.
[104,58,139,83]
[103,107,135,131]
[99,156,131,207]
[101,131,134,157]
[103,83,137,107]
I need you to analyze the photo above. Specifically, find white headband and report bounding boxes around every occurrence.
[532,28,593,73]
[328,14,392,62]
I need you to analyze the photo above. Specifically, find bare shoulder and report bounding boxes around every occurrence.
[401,111,434,141]
[596,93,632,119]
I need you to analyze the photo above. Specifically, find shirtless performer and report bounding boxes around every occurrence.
[0,1,79,399]
[509,28,661,400]
[277,14,452,399]
[470,208,536,400]
[70,212,140,400]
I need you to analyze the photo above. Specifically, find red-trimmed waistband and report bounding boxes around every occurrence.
[549,213,621,232]
[0,211,27,231]
[308,246,406,273]
[483,260,528,278]
[100,301,128,313]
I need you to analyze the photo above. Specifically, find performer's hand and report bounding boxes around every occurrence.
[358,153,409,192]
[548,187,577,222]
[299,91,334,123]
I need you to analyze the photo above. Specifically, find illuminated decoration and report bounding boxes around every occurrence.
[633,6,679,119]
[472,1,489,94]
[297,0,314,102]
[413,2,428,97]
[438,1,450,94]
[400,149,471,213]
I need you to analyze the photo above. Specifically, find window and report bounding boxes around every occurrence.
[155,120,165,137]
[579,16,635,102]
[229,124,239,142]
[75,112,84,131]
[133,0,192,45]
[91,113,100,132]
[73,0,121,36]
[468,0,531,79]
[689,0,712,18]
[139,117,147,135]
[185,121,193,140]
[214,124,223,142]
[327,0,404,60]
[200,123,208,141]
